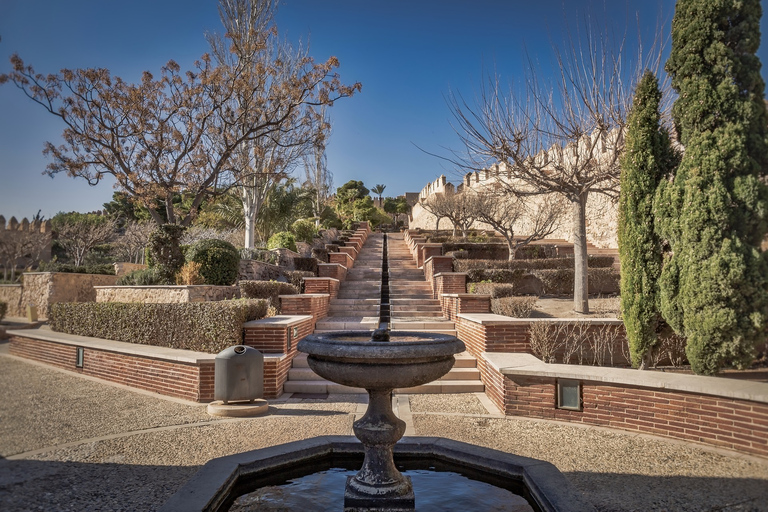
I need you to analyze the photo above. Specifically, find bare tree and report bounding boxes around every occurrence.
[54,213,117,267]
[473,183,566,260]
[420,190,478,238]
[303,113,334,227]
[0,228,49,281]
[1,0,359,228]
[207,0,337,248]
[445,22,663,312]
[112,221,154,264]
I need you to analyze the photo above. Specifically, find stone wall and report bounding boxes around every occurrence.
[239,259,282,281]
[21,272,119,319]
[0,215,53,273]
[95,285,240,304]
[0,284,23,317]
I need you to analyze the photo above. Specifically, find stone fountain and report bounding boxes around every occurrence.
[297,328,464,510]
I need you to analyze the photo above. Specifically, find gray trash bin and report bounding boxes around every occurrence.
[214,345,264,404]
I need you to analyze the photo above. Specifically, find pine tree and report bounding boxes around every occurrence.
[661,0,768,374]
[619,71,676,369]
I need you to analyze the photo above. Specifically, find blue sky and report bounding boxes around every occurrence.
[0,0,766,221]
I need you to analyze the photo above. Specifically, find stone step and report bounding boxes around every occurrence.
[389,310,444,318]
[283,380,364,394]
[330,299,381,306]
[390,320,456,330]
[390,305,442,312]
[315,318,379,330]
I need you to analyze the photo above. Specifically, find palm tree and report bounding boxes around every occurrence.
[371,184,386,205]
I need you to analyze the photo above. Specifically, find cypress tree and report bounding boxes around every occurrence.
[619,71,676,369]
[662,0,768,374]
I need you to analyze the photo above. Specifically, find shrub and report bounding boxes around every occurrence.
[186,239,240,286]
[284,270,315,292]
[293,257,319,274]
[442,243,508,260]
[37,262,116,275]
[469,283,516,298]
[514,245,548,259]
[466,268,526,284]
[267,232,297,252]
[175,261,205,285]
[454,256,613,273]
[0,301,7,321]
[447,249,470,259]
[533,269,574,295]
[291,219,318,244]
[239,280,299,310]
[116,267,165,286]
[587,268,621,295]
[492,297,538,318]
[311,248,329,263]
[148,224,186,283]
[325,243,341,253]
[49,299,268,353]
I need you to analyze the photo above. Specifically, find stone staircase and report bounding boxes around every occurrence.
[283,232,483,395]
[387,233,457,336]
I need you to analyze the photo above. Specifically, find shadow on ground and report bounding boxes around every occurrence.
[2,458,767,511]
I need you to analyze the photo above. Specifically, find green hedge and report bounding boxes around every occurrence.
[37,262,116,275]
[116,268,165,285]
[49,300,268,353]
[186,239,240,286]
[268,232,297,252]
[455,256,614,273]
[239,280,299,309]
[442,243,509,260]
[0,301,7,321]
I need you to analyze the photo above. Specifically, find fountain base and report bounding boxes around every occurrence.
[344,475,415,511]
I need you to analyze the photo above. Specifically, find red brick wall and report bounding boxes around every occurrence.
[263,355,292,399]
[10,335,214,402]
[457,316,530,357]
[435,274,467,313]
[338,246,357,266]
[304,278,340,299]
[318,263,347,282]
[279,294,329,326]
[329,252,354,269]
[487,364,768,457]
[243,316,314,354]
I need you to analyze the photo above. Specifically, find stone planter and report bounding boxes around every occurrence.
[21,272,119,320]
[95,285,240,304]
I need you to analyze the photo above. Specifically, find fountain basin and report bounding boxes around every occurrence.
[159,436,596,512]
[298,330,465,390]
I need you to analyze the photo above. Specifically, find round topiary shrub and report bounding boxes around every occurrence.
[291,219,318,244]
[186,239,240,286]
[267,232,297,253]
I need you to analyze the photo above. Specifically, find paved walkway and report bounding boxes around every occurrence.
[1,343,767,511]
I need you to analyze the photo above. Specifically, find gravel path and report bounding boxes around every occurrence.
[2,351,768,511]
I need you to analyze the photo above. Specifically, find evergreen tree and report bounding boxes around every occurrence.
[618,71,676,369]
[661,0,768,374]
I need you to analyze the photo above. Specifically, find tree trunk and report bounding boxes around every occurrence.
[243,203,257,250]
[507,239,517,261]
[572,194,589,314]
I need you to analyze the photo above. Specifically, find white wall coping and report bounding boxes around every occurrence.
[303,277,340,283]
[7,328,215,364]
[484,352,768,404]
[459,313,624,326]
[243,315,313,327]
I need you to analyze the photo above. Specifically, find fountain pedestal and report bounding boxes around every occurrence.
[345,389,414,510]
[298,330,465,511]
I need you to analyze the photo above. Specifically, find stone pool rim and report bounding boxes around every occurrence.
[297,330,466,362]
[158,435,596,512]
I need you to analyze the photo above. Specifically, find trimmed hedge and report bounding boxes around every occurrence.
[311,248,329,263]
[239,280,299,309]
[293,257,319,274]
[49,300,268,353]
[37,262,116,275]
[284,270,315,292]
[492,297,538,318]
[466,268,620,296]
[116,267,165,285]
[186,239,240,286]
[455,256,615,273]
[443,243,508,260]
[468,282,516,298]
[0,301,7,321]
